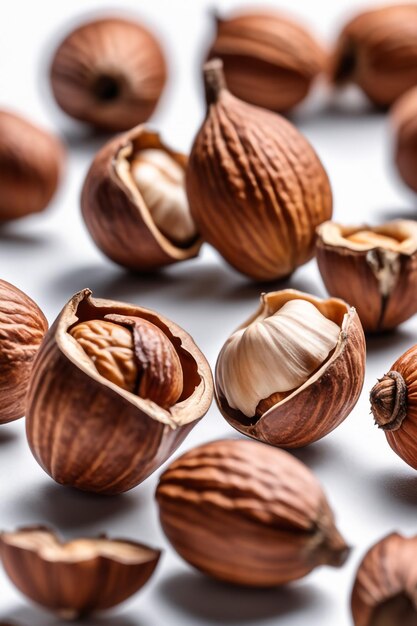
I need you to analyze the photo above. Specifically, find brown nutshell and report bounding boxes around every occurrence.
[316,220,417,333]
[0,526,160,619]
[0,280,48,424]
[0,110,65,221]
[50,17,167,131]
[81,126,202,271]
[186,59,333,281]
[25,289,213,494]
[156,439,349,587]
[206,10,325,112]
[392,87,417,194]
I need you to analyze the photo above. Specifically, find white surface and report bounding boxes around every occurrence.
[1,1,417,625]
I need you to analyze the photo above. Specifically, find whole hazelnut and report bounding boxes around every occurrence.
[26,289,213,494]
[391,86,417,193]
[0,110,65,221]
[0,279,48,424]
[50,17,167,131]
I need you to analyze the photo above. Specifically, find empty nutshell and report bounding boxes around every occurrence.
[215,289,366,448]
[392,86,417,194]
[0,110,65,221]
[0,526,160,619]
[50,17,167,131]
[156,438,349,587]
[206,9,325,112]
[316,220,417,333]
[330,4,417,107]
[351,533,417,626]
[0,280,48,424]
[25,289,213,494]
[81,126,202,271]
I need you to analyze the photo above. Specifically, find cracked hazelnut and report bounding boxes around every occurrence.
[50,17,167,131]
[26,289,213,494]
[82,127,201,271]
[215,289,365,448]
[316,220,417,332]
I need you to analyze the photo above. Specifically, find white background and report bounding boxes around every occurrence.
[0,1,416,624]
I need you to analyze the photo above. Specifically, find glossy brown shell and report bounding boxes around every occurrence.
[330,5,417,107]
[187,62,332,281]
[50,17,167,131]
[215,290,366,448]
[0,111,65,221]
[316,221,417,332]
[206,10,325,112]
[0,526,160,618]
[0,280,48,424]
[351,533,417,626]
[392,87,417,193]
[156,439,348,587]
[26,289,213,494]
[81,127,202,271]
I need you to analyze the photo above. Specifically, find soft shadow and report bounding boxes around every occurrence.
[159,570,327,623]
[366,328,416,355]
[0,227,52,249]
[0,428,18,446]
[11,482,137,530]
[3,605,142,626]
[289,439,338,469]
[375,206,417,222]
[370,468,417,507]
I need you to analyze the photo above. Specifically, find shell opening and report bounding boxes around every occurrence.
[92,74,122,102]
[371,594,417,626]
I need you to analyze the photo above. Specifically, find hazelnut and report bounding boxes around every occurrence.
[370,344,417,470]
[0,279,48,424]
[330,4,417,107]
[206,9,325,112]
[0,110,65,221]
[156,439,349,587]
[0,526,160,619]
[391,86,417,193]
[81,127,202,271]
[316,220,417,333]
[215,289,365,448]
[26,289,213,494]
[351,533,417,625]
[186,60,332,281]
[50,17,167,131]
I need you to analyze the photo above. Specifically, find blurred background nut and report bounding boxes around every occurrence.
[0,279,48,424]
[0,526,160,619]
[0,111,65,221]
[370,344,417,470]
[186,60,332,281]
[215,289,365,448]
[316,220,417,333]
[156,439,349,587]
[351,533,417,625]
[50,17,167,131]
[81,127,202,271]
[330,4,417,107]
[392,86,417,193]
[206,9,325,112]
[26,289,213,494]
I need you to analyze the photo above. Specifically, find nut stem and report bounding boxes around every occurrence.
[203,59,227,106]
[370,371,408,431]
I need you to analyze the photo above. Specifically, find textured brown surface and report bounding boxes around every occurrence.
[316,221,417,332]
[82,126,202,271]
[351,533,417,626]
[392,87,417,193]
[0,526,160,618]
[0,110,65,221]
[50,17,167,131]
[330,4,417,107]
[0,280,48,424]
[370,344,417,470]
[186,61,332,281]
[26,289,213,494]
[156,439,349,587]
[207,10,325,112]
[215,289,366,448]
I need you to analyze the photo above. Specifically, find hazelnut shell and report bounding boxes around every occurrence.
[215,289,366,448]
[81,126,202,271]
[25,289,213,494]
[392,86,417,193]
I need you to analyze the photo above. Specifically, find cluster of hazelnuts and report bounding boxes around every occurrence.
[2,4,417,625]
